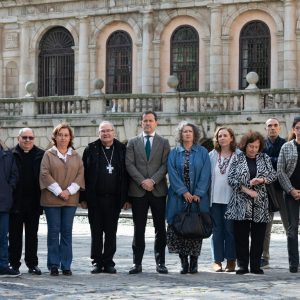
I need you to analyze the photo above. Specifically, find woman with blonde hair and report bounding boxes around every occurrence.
[40,123,84,276]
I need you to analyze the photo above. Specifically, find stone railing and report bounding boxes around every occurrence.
[261,89,300,110]
[107,94,163,113]
[178,92,244,113]
[0,99,23,116]
[1,88,300,118]
[35,97,90,115]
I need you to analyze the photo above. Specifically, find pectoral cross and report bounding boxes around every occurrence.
[106,164,114,174]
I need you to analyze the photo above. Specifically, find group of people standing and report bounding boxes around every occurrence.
[0,111,299,278]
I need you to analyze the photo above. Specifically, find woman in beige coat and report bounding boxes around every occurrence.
[40,123,84,276]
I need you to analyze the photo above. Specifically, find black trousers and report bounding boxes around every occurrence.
[9,210,40,269]
[131,192,167,265]
[234,220,267,270]
[285,194,300,267]
[88,195,119,267]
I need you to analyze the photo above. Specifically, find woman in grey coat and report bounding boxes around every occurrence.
[277,116,300,273]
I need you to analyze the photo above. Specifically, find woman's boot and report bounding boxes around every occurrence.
[189,256,198,274]
[179,254,189,274]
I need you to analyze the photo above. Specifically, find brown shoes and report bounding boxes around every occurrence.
[213,262,222,272]
[224,260,236,272]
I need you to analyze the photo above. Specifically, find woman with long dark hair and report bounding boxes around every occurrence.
[209,127,239,272]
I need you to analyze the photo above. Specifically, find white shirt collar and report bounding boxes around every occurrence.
[53,146,73,160]
[143,132,155,138]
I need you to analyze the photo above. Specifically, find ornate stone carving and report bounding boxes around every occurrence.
[5,32,19,49]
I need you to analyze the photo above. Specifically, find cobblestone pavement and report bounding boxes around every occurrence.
[0,216,299,300]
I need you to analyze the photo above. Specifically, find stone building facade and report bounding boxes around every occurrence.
[0,0,299,152]
[0,0,299,97]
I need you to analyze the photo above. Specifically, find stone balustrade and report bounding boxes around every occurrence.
[261,89,300,110]
[178,92,244,113]
[0,89,300,118]
[35,97,90,115]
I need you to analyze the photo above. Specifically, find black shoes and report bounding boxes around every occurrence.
[103,266,117,274]
[62,270,72,276]
[50,266,59,276]
[250,268,264,275]
[0,267,21,278]
[91,264,103,274]
[91,264,116,274]
[28,266,42,275]
[129,264,142,274]
[156,264,168,274]
[289,266,298,273]
[236,267,249,275]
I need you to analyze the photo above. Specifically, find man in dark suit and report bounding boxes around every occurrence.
[9,128,44,275]
[126,111,170,274]
[80,121,128,274]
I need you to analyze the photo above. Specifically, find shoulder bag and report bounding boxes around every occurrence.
[172,203,213,239]
[263,155,280,212]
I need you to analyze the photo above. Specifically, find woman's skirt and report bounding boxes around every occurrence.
[166,225,202,256]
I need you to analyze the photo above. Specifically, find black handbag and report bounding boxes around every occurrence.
[172,203,213,239]
[266,182,280,212]
[263,155,280,213]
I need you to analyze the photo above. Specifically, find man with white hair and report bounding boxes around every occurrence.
[80,121,128,274]
[9,128,44,275]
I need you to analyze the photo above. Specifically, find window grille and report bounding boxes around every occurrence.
[170,25,199,92]
[239,21,271,89]
[106,31,132,94]
[38,27,74,96]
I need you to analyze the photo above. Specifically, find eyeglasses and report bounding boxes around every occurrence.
[21,136,34,141]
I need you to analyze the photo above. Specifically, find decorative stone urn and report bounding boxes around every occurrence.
[167,75,179,93]
[25,81,37,98]
[91,78,104,96]
[245,72,259,90]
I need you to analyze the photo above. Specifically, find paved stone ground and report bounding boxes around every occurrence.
[0,215,299,300]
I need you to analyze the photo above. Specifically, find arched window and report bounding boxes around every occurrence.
[171,25,199,92]
[239,20,271,89]
[38,27,74,96]
[106,31,132,94]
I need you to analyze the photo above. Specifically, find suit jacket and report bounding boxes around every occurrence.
[126,133,170,198]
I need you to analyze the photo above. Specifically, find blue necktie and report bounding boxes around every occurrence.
[145,136,151,160]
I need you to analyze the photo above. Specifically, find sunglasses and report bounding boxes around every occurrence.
[21,136,34,141]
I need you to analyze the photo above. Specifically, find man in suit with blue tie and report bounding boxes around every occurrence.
[126,111,170,274]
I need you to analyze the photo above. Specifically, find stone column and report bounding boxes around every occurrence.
[19,21,31,97]
[283,0,297,88]
[141,11,154,93]
[209,4,222,91]
[78,17,90,96]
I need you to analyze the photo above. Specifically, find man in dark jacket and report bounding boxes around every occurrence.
[0,143,19,277]
[9,128,44,275]
[261,118,288,268]
[80,121,128,274]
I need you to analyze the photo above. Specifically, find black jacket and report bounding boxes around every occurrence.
[80,139,128,210]
[11,145,44,214]
[0,147,18,212]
